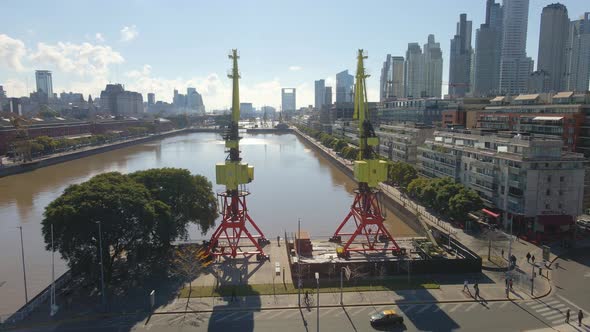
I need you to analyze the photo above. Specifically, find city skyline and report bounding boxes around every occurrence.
[0,0,588,110]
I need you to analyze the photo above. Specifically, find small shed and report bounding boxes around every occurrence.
[295,230,313,256]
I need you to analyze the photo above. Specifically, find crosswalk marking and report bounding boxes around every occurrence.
[402,304,416,313]
[541,310,562,317]
[265,310,287,320]
[416,304,432,313]
[448,304,462,313]
[231,312,252,321]
[283,310,300,319]
[215,311,241,322]
[349,306,370,315]
[465,303,479,312]
[433,304,447,312]
[543,313,563,321]
[499,301,510,308]
[320,308,339,317]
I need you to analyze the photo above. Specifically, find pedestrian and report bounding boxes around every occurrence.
[474,282,479,299]
[531,255,535,264]
[509,278,513,291]
[505,277,508,288]
[277,235,280,246]
[463,280,469,292]
[555,262,559,270]
[566,309,570,323]
[579,309,583,327]
[526,252,531,263]
[231,287,237,302]
[501,249,504,257]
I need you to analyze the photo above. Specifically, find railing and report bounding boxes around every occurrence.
[1,270,72,325]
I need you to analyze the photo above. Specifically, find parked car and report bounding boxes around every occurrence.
[370,309,404,327]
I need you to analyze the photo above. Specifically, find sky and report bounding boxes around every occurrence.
[0,0,588,111]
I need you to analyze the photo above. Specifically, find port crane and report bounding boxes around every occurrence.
[207,49,269,261]
[330,50,401,257]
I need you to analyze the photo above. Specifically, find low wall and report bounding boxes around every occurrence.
[0,129,187,178]
[292,129,424,236]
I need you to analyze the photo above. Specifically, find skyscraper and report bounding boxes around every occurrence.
[314,79,326,109]
[566,12,590,92]
[35,70,53,98]
[423,35,443,98]
[537,3,570,92]
[449,14,473,97]
[281,88,296,112]
[336,70,354,103]
[147,93,155,105]
[405,43,424,98]
[380,55,406,101]
[474,0,503,96]
[324,86,333,105]
[499,0,533,95]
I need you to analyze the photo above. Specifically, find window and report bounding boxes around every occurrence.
[546,189,551,196]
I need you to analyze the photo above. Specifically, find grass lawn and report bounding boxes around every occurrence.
[179,278,439,298]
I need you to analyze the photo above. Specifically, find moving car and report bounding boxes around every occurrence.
[370,309,404,326]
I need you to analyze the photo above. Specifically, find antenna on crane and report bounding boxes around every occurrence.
[330,49,401,258]
[206,49,269,261]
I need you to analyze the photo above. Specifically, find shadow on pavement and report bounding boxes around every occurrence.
[207,256,264,332]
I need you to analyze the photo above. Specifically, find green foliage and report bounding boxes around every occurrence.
[406,176,482,223]
[42,168,218,285]
[129,168,218,236]
[388,161,418,188]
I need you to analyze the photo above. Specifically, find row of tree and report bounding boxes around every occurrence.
[298,124,483,224]
[407,177,483,222]
[41,168,218,285]
[297,125,360,160]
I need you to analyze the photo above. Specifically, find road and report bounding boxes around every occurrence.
[10,298,583,332]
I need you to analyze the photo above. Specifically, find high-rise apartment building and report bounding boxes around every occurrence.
[499,0,533,95]
[474,0,503,96]
[405,43,424,98]
[380,55,405,101]
[423,35,443,98]
[281,88,296,112]
[336,70,354,103]
[314,79,326,109]
[449,14,473,97]
[537,3,570,92]
[99,84,143,116]
[566,12,590,92]
[35,70,53,98]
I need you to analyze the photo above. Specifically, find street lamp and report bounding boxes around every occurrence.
[315,272,319,332]
[17,226,28,303]
[297,218,302,307]
[50,224,58,316]
[96,221,106,309]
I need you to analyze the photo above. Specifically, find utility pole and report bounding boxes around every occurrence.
[17,226,28,303]
[96,221,106,309]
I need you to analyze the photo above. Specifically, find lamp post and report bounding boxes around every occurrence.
[17,226,28,303]
[50,224,58,316]
[340,267,344,305]
[315,272,319,332]
[297,218,302,307]
[96,221,106,309]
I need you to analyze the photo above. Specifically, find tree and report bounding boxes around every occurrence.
[406,177,430,199]
[449,188,483,221]
[129,168,218,236]
[42,172,160,284]
[388,162,418,188]
[171,244,206,298]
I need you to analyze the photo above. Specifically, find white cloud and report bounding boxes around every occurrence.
[0,34,27,71]
[288,66,302,71]
[120,25,138,42]
[2,79,27,97]
[29,42,124,76]
[95,33,105,43]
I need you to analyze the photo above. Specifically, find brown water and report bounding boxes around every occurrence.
[0,132,417,316]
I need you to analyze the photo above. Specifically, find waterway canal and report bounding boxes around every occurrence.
[0,132,418,316]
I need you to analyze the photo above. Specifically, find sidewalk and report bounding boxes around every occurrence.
[153,280,550,314]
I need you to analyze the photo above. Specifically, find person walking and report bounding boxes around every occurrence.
[474,282,479,299]
[463,280,469,292]
[579,309,584,327]
[531,255,536,264]
[526,252,531,263]
[231,287,237,302]
[566,309,570,323]
[501,249,504,258]
[509,278,513,291]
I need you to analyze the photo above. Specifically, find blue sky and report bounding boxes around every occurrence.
[0,0,588,110]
